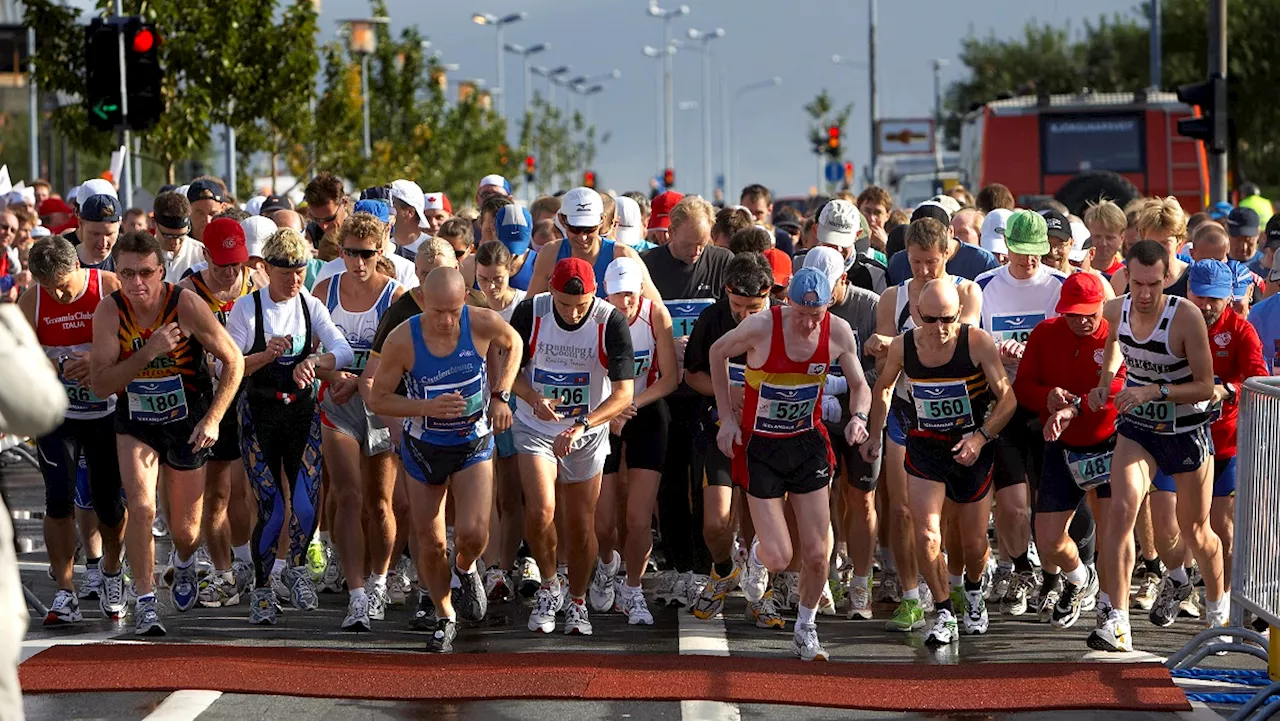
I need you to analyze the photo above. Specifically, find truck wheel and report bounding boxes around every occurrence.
[1054,171,1140,217]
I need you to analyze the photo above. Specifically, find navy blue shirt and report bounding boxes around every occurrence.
[888,242,1000,284]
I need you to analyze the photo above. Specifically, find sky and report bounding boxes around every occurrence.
[69,0,1149,199]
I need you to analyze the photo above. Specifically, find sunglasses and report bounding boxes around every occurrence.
[118,267,161,280]
[454,249,468,260]
[0,224,11,232]
[566,224,598,236]
[159,231,185,241]
[1062,312,1094,320]
[919,314,959,325]
[342,247,379,260]
[727,286,770,298]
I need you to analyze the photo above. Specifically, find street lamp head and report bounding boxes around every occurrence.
[549,65,571,77]
[769,76,782,86]
[677,100,699,111]
[643,45,660,57]
[504,43,524,53]
[584,85,604,96]
[712,27,725,38]
[679,5,690,15]
[339,17,388,55]
[831,54,843,64]
[500,12,528,25]
[527,43,548,54]
[472,13,494,25]
[530,65,548,75]
[609,69,622,79]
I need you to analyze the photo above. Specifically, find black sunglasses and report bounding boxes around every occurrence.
[919,314,959,325]
[455,249,468,260]
[342,247,379,260]
[566,223,598,235]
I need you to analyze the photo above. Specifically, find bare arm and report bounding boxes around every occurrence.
[831,317,871,418]
[366,323,431,418]
[958,280,983,325]
[179,290,244,425]
[1092,299,1125,400]
[635,303,679,407]
[970,326,1016,438]
[461,254,477,290]
[472,307,523,394]
[865,338,903,442]
[89,297,149,398]
[587,378,634,427]
[1109,266,1128,297]
[1168,302,1215,404]
[684,370,713,396]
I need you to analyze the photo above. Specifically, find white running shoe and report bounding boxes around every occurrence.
[341,592,371,631]
[817,580,837,616]
[388,558,413,606]
[685,573,710,610]
[791,622,828,661]
[99,570,126,619]
[528,581,559,633]
[669,572,691,608]
[846,582,872,620]
[589,551,620,613]
[1087,609,1133,652]
[516,557,541,600]
[483,566,512,605]
[44,589,82,626]
[742,539,769,603]
[78,566,103,600]
[620,586,654,625]
[917,576,935,613]
[270,569,290,605]
[563,598,593,635]
[366,581,388,621]
[925,608,959,646]
[963,590,989,635]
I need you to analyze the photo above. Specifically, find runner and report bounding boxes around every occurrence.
[591,257,678,623]
[1086,240,1226,652]
[310,213,405,631]
[684,252,781,628]
[712,267,871,661]
[153,191,207,283]
[224,227,353,625]
[463,205,538,292]
[89,230,245,636]
[1110,197,1190,297]
[511,257,635,635]
[367,267,522,652]
[389,179,431,261]
[187,179,230,245]
[72,194,120,272]
[862,279,1017,647]
[1083,201,1126,279]
[1014,272,1119,629]
[20,237,127,624]
[177,218,265,608]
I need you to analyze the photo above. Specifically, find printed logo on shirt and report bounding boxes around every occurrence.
[807,363,827,375]
[1214,332,1232,348]
[1093,348,1105,367]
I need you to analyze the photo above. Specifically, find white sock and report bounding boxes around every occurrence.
[797,603,817,627]
[456,558,476,575]
[173,551,194,569]
[370,572,388,590]
[603,551,620,572]
[1168,566,1189,584]
[350,587,366,600]
[625,583,643,597]
[271,558,286,576]
[1207,595,1229,617]
[1099,592,1112,608]
[903,585,920,602]
[1063,563,1088,586]
[851,575,869,590]
[750,545,763,570]
[137,592,155,603]
[232,544,252,565]
[948,573,963,589]
[1116,607,1130,624]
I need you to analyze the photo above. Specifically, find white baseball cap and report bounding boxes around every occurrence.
[980,208,1014,255]
[817,199,859,249]
[803,245,846,289]
[614,196,644,246]
[560,187,604,228]
[1069,220,1092,263]
[66,185,81,205]
[241,216,278,259]
[929,194,963,216]
[79,178,117,202]
[604,256,644,295]
[243,195,266,216]
[390,179,428,229]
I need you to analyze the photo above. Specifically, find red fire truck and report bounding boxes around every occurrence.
[959,90,1208,215]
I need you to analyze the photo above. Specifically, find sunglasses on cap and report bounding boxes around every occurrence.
[342,247,379,260]
[919,313,959,325]
[726,286,770,298]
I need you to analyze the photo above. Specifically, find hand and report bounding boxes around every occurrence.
[13,270,31,289]
[821,396,842,423]
[144,322,183,360]
[845,416,869,446]
[61,352,93,384]
[952,433,987,467]
[860,436,882,463]
[1046,387,1078,413]
[824,374,848,396]
[1113,384,1158,415]
[425,391,467,419]
[618,404,639,421]
[328,374,359,405]
[868,224,888,252]
[265,335,292,361]
[293,357,318,388]
[716,421,741,458]
[489,399,513,434]
[609,416,626,435]
[554,424,584,458]
[1043,406,1077,442]
[674,335,689,366]
[188,414,220,451]
[531,394,563,422]
[997,339,1025,361]
[1087,385,1112,412]
[865,334,891,358]
[1211,384,1230,405]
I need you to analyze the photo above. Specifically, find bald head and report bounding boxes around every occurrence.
[424,267,466,304]
[269,209,303,233]
[919,278,960,319]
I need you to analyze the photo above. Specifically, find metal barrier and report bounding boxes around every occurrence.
[1166,376,1280,720]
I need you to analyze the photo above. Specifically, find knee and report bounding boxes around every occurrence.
[890,501,913,526]
[127,497,156,526]
[526,505,555,536]
[454,523,487,554]
[918,526,942,551]
[801,543,829,573]
[702,513,732,544]
[756,540,791,571]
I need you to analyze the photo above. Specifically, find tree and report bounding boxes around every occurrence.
[804,90,852,161]
[519,94,598,194]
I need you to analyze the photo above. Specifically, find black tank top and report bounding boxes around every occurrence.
[244,290,315,402]
[902,324,993,437]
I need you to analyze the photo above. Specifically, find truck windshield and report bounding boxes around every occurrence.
[1041,113,1144,175]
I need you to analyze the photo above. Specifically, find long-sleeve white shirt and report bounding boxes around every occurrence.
[225,287,354,370]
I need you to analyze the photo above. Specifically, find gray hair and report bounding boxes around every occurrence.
[415,237,458,271]
[28,236,79,286]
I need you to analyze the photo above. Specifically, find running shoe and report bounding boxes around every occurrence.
[320,546,344,593]
[742,539,769,603]
[1149,575,1191,628]
[367,581,388,621]
[100,570,126,619]
[846,582,872,620]
[685,573,710,610]
[306,539,327,582]
[817,580,837,616]
[748,590,786,629]
[1001,570,1037,616]
[692,565,741,620]
[1132,571,1161,610]
[669,572,691,609]
[195,546,214,577]
[270,569,290,604]
[563,597,593,635]
[589,551,620,613]
[925,608,959,646]
[886,598,925,632]
[388,557,414,605]
[1035,574,1063,624]
[1079,564,1100,613]
[341,592,371,632]
[917,576,934,613]
[1052,566,1095,630]
[171,563,199,612]
[134,596,166,636]
[782,572,801,611]
[426,617,457,653]
[78,566,102,601]
[963,589,988,635]
[620,586,654,625]
[949,586,965,617]
[411,590,437,631]
[516,556,541,600]
[287,566,319,611]
[151,515,169,539]
[1087,609,1132,652]
[454,565,488,623]
[989,565,1013,601]
[248,587,277,626]
[198,571,239,608]
[231,559,254,599]
[44,589,81,626]
[1179,590,1203,619]
[484,566,512,605]
[528,581,559,633]
[791,623,829,662]
[555,572,570,613]
[876,568,901,604]
[1026,541,1041,569]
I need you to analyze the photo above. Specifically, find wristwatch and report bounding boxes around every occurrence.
[1225,383,1237,404]
[492,389,512,404]
[1071,396,1083,412]
[852,411,869,424]
[977,426,995,442]
[576,417,592,433]
[1158,384,1170,400]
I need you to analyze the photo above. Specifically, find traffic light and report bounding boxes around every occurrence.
[123,18,163,131]
[827,125,841,152]
[524,155,535,182]
[583,170,596,189]
[1176,74,1227,154]
[83,17,164,132]
[84,19,122,132]
[663,167,675,188]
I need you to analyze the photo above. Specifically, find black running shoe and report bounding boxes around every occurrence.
[411,590,437,631]
[454,566,488,623]
[426,617,457,653]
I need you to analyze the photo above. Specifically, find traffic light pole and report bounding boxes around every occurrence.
[1207,0,1227,204]
[114,0,132,209]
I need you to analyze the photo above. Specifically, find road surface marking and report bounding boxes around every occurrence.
[143,690,223,721]
[678,608,740,720]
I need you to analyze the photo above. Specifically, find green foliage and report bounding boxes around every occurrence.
[519,94,598,194]
[804,89,852,160]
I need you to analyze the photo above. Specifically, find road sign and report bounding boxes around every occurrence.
[876,118,935,155]
[824,160,843,184]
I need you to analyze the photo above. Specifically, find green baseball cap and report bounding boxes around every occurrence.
[1004,209,1050,256]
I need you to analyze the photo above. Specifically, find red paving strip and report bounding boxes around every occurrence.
[20,644,1190,712]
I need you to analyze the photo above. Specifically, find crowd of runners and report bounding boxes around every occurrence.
[6,170,1279,659]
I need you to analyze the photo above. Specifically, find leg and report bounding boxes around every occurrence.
[406,479,451,618]
[994,482,1032,568]
[561,475,603,599]
[201,460,235,571]
[788,487,833,608]
[1172,462,1224,605]
[884,440,919,587]
[450,460,494,575]
[494,455,523,571]
[117,435,162,596]
[956,492,993,585]
[596,469,620,564]
[745,495,793,572]
[361,451,398,577]
[1210,496,1233,590]
[37,432,79,593]
[517,453,558,586]
[906,475,948,602]
[622,469,662,587]
[1100,435,1151,613]
[163,466,206,564]
[322,427,367,588]
[701,485,736,571]
[1034,511,1079,577]
[1148,490,1183,570]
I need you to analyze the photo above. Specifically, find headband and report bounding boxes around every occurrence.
[267,257,307,269]
[155,214,190,230]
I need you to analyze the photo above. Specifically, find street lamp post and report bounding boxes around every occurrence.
[932,58,948,189]
[340,16,390,160]
[569,71,619,125]
[643,45,675,178]
[687,27,724,199]
[472,11,528,119]
[504,42,548,125]
[647,3,690,173]
[531,64,571,107]
[727,77,782,198]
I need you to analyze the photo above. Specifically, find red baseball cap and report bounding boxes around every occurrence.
[763,248,792,288]
[39,197,74,216]
[424,192,452,214]
[647,191,685,231]
[550,257,597,295]
[1056,272,1106,315]
[204,217,248,266]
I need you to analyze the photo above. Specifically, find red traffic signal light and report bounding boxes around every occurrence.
[663,168,674,187]
[525,155,535,172]
[583,170,596,188]
[131,27,155,54]
[827,125,840,150]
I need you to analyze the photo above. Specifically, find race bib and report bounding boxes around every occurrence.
[711,363,747,427]
[423,372,486,433]
[1065,448,1112,490]
[534,367,590,419]
[991,313,1044,343]
[347,340,372,374]
[752,382,820,435]
[633,348,653,380]
[1122,380,1176,432]
[911,379,974,432]
[61,374,107,415]
[667,298,715,338]
[126,375,189,423]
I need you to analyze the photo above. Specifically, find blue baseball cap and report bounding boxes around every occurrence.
[496,205,532,256]
[787,267,832,307]
[1207,201,1234,220]
[78,193,121,223]
[1188,259,1234,299]
[353,198,391,224]
[1228,259,1255,299]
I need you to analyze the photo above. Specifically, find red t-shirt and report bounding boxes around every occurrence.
[1014,316,1126,447]
[1206,308,1268,459]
